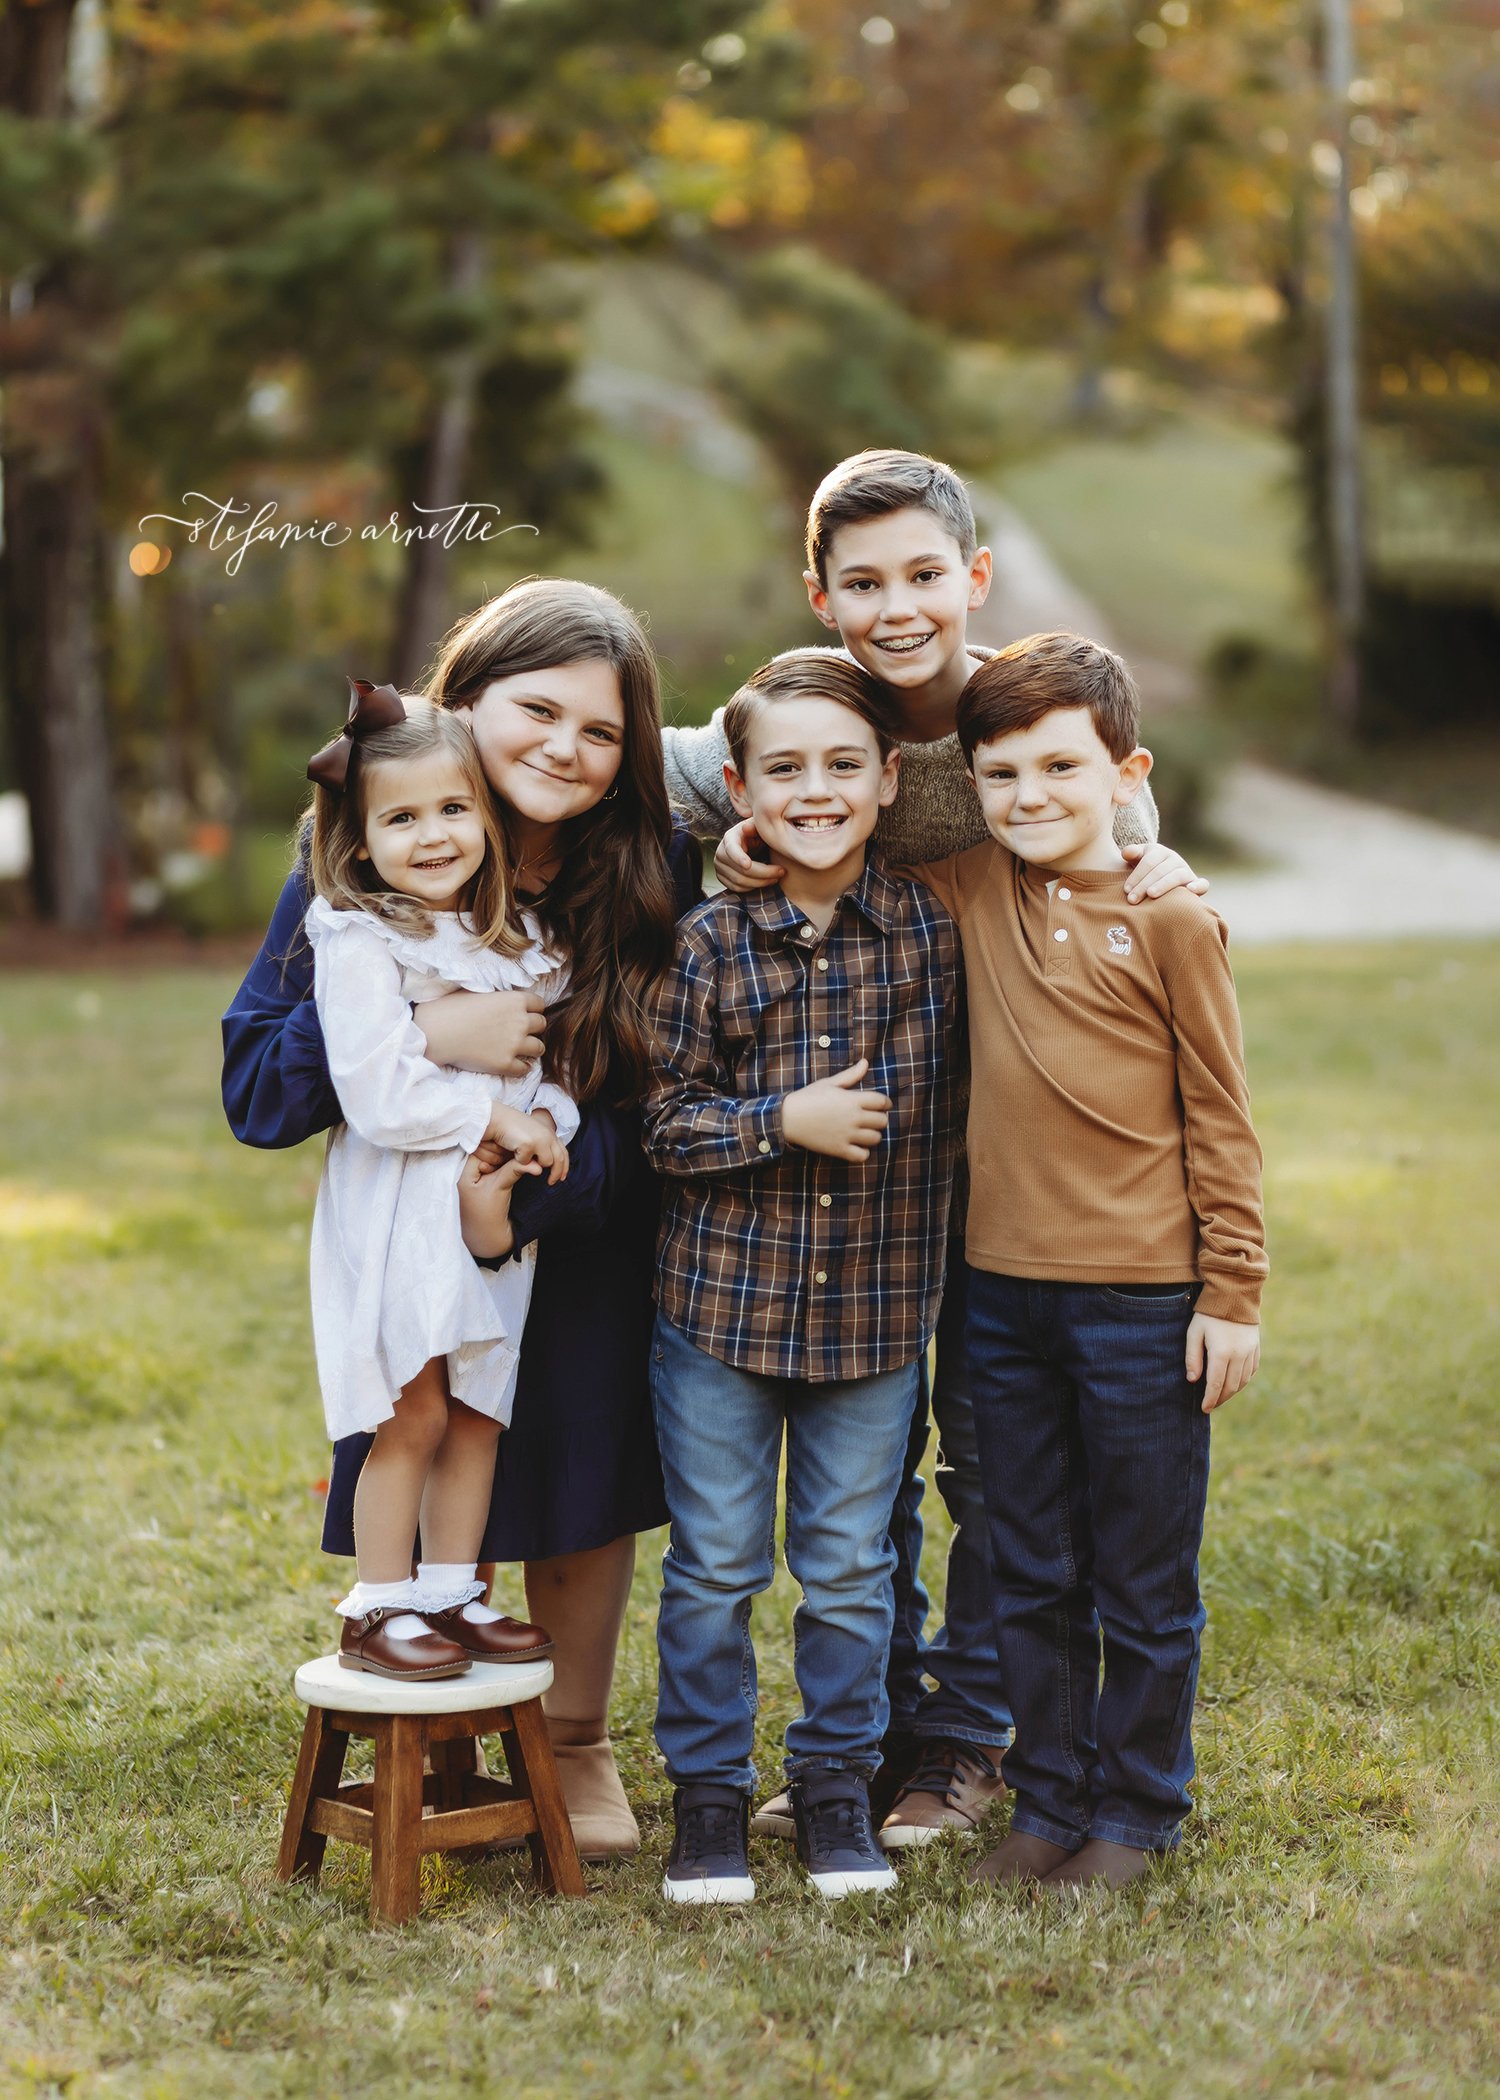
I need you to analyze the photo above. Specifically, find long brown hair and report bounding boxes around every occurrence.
[305,702,521,953]
[426,578,676,1105]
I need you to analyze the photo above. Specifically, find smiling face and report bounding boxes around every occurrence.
[463,659,626,846]
[724,693,900,886]
[806,507,992,703]
[968,706,1152,872]
[357,749,489,910]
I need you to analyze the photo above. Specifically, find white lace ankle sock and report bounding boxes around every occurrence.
[415,1561,497,1620]
[337,1577,430,1642]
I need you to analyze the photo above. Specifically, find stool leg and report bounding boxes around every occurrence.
[506,1697,586,1898]
[277,1707,348,1885]
[432,1732,481,1809]
[370,1715,426,1924]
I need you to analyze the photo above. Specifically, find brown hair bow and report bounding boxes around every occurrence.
[306,679,408,791]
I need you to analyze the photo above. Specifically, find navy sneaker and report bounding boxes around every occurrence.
[662,1783,755,1905]
[790,1767,898,1898]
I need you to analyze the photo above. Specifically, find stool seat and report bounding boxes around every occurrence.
[277,1648,584,1921]
[294,1652,553,1715]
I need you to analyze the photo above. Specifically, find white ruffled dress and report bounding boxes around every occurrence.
[305,896,578,1440]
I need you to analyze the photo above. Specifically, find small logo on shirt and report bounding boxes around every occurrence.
[1106,925,1132,957]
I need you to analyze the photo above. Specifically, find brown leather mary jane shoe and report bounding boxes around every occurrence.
[421,1605,554,1663]
[338,1607,472,1681]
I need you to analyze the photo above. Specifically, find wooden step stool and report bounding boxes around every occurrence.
[276,1653,585,1922]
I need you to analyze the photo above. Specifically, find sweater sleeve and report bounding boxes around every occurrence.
[661,713,737,840]
[1116,777,1159,848]
[221,862,341,1150]
[312,915,495,1155]
[1167,919,1267,1323]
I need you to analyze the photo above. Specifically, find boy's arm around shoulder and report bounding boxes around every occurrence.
[640,909,789,1176]
[1164,902,1267,1326]
[661,711,738,842]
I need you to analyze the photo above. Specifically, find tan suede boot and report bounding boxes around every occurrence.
[547,1718,641,1861]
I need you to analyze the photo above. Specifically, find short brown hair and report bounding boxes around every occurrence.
[805,449,977,584]
[723,649,899,774]
[957,632,1140,764]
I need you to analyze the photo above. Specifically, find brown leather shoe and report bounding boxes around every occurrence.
[969,1829,1077,1885]
[1043,1837,1154,1889]
[338,1607,471,1680]
[420,1604,553,1662]
[879,1738,1006,1850]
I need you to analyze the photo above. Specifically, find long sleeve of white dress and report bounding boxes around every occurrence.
[312,909,496,1155]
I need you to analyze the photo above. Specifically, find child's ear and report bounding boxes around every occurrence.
[723,758,754,821]
[1113,746,1154,804]
[877,745,902,808]
[967,545,994,610]
[803,569,839,632]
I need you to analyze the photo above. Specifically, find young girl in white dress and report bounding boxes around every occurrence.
[303,682,578,1681]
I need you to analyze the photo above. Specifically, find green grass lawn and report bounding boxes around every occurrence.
[2,946,1498,2098]
[1000,410,1316,672]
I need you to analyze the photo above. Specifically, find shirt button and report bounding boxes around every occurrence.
[814,1270,828,1284]
[800,924,816,940]
[816,958,829,971]
[1058,886,1072,901]
[819,1193,832,1208]
[758,1139,772,1154]
[818,1034,831,1048]
[1054,928,1069,943]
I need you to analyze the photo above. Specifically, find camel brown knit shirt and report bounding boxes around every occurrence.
[916,842,1266,1323]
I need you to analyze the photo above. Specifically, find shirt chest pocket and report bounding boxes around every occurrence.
[845,976,935,1099]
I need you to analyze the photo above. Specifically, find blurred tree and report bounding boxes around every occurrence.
[1,0,759,924]
[0,0,117,929]
[714,243,998,492]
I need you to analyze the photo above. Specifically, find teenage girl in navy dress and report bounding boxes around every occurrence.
[223,578,700,1857]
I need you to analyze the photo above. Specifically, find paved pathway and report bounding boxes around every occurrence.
[1203,762,1500,943]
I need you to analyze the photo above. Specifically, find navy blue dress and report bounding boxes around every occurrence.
[221,834,701,1561]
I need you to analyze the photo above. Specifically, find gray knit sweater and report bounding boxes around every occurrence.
[661,657,1158,859]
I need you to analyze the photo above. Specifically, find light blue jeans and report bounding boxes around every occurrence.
[650,1312,919,1791]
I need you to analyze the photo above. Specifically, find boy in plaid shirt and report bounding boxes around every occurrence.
[643,651,963,1903]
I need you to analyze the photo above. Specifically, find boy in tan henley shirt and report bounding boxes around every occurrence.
[912,631,1266,1892]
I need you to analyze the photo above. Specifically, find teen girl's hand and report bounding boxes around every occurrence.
[1187,1312,1260,1411]
[483,1103,570,1184]
[782,1059,892,1163]
[714,819,786,895]
[457,1150,529,1260]
[1123,842,1209,904]
[414,988,546,1077]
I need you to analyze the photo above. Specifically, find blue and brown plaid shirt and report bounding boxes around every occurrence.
[642,858,964,1382]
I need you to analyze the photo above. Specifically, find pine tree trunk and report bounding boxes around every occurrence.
[389,229,486,690]
[0,0,117,928]
[0,429,115,926]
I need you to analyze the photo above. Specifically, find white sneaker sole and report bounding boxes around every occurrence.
[661,1873,756,1905]
[879,1821,958,1851]
[807,1866,898,1898]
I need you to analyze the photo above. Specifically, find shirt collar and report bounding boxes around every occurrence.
[742,855,902,941]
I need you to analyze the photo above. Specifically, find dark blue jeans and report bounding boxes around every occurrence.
[965,1269,1210,1851]
[885,1245,1014,1752]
